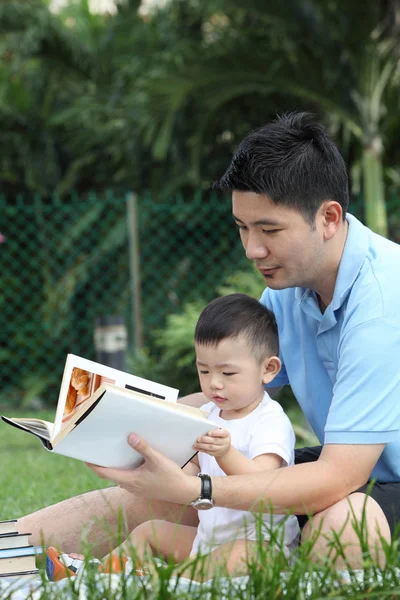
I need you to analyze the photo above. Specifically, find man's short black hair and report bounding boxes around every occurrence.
[214,112,349,224]
[194,293,279,359]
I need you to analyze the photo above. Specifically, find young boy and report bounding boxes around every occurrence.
[47,293,299,581]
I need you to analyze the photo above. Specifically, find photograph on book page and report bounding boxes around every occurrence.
[62,368,115,426]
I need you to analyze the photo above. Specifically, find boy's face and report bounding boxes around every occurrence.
[195,334,280,419]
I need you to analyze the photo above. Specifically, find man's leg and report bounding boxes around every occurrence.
[302,492,391,569]
[18,486,198,557]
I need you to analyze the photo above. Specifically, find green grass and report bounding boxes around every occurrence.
[1,410,400,599]
[0,410,112,518]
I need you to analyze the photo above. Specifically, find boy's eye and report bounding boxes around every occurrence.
[199,370,209,375]
[263,229,280,235]
[223,372,236,376]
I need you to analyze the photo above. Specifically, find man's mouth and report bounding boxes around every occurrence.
[258,266,279,276]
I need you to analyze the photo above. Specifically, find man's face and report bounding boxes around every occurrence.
[232,191,325,291]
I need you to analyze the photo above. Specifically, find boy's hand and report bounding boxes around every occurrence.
[193,428,231,457]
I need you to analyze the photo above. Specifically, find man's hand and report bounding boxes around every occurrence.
[86,434,200,506]
[193,428,231,458]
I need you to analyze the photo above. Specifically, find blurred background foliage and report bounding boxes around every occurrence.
[1,0,400,411]
[1,0,400,227]
[0,191,254,406]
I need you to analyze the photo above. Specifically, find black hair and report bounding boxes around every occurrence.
[214,112,349,224]
[194,293,279,360]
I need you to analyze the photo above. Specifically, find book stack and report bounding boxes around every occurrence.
[0,520,40,579]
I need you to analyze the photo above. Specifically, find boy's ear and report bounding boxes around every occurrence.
[262,356,281,384]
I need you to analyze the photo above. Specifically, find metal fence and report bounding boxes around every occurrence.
[0,191,249,408]
[1,190,399,409]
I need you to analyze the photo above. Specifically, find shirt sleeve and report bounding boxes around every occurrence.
[248,406,296,466]
[325,318,400,444]
[259,288,290,388]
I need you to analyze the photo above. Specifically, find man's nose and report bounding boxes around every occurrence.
[245,232,269,260]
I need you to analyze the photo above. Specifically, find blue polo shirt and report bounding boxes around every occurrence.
[261,214,400,482]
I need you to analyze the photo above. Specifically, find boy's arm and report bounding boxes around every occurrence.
[194,428,284,475]
[217,446,283,475]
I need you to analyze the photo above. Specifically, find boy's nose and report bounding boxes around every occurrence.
[210,377,223,390]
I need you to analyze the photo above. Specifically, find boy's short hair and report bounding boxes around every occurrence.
[195,293,279,359]
[213,111,349,225]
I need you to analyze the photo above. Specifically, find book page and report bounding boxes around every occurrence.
[0,417,53,441]
[61,369,115,428]
[53,354,179,437]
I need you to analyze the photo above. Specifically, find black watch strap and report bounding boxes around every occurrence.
[198,473,212,499]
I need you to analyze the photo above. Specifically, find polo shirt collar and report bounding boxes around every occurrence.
[295,214,369,327]
[331,213,369,311]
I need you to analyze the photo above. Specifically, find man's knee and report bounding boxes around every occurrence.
[302,500,351,542]
[302,493,391,549]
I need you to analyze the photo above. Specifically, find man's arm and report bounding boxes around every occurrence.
[183,460,200,476]
[87,434,384,516]
[210,443,385,514]
[177,392,207,408]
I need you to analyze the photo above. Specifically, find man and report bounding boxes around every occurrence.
[20,112,400,568]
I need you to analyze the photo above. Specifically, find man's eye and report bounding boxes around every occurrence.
[235,223,247,231]
[263,229,280,235]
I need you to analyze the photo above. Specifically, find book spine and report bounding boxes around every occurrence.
[0,569,40,577]
[0,533,31,538]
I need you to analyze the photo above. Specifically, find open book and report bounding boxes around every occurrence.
[2,354,211,469]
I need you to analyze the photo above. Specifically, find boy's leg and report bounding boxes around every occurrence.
[18,486,198,557]
[183,539,261,582]
[107,520,198,565]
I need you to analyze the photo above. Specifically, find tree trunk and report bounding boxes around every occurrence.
[362,138,388,238]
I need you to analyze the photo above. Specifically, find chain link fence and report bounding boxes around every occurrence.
[0,191,249,408]
[1,190,399,409]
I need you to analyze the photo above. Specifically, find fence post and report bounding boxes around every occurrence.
[94,316,128,370]
[126,192,143,349]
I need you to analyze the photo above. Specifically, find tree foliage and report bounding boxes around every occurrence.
[0,0,399,235]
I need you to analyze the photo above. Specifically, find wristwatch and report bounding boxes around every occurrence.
[191,473,215,510]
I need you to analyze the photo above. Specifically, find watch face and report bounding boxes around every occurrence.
[193,498,215,510]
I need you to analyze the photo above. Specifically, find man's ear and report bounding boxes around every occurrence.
[319,201,342,241]
[262,356,281,385]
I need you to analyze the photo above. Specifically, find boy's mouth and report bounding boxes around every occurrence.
[212,395,226,403]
